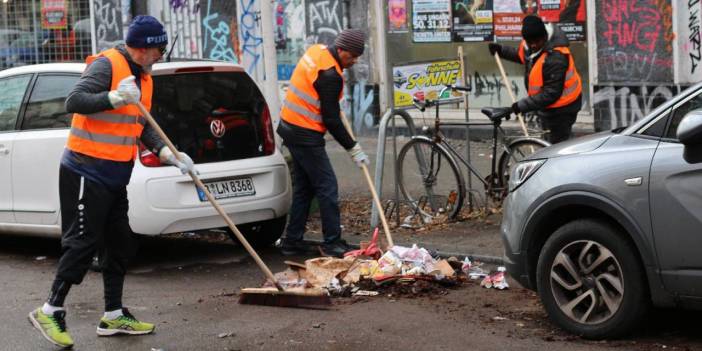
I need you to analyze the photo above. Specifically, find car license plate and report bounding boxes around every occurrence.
[197,177,256,201]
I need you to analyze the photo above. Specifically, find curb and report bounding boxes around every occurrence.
[302,239,505,265]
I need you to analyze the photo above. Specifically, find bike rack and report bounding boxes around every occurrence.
[370,108,420,229]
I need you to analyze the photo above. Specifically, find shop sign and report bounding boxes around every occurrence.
[392,60,465,108]
[412,0,452,42]
[41,0,67,29]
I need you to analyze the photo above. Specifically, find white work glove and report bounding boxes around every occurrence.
[159,146,199,175]
[348,143,370,168]
[107,75,141,108]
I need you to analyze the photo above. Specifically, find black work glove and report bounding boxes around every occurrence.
[511,102,520,114]
[488,43,502,56]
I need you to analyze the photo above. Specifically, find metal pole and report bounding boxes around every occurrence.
[458,46,472,212]
[259,0,281,125]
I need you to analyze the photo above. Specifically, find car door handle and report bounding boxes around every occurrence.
[0,147,8,155]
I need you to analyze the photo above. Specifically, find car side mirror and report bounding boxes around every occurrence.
[677,110,702,163]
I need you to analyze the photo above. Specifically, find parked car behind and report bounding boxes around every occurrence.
[0,60,291,246]
[501,81,702,339]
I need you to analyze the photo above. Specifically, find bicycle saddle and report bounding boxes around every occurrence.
[481,107,512,121]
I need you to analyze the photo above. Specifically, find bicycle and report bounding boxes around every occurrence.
[395,84,550,220]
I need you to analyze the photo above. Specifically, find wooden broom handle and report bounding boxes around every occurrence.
[135,102,284,291]
[339,112,394,248]
[494,53,530,137]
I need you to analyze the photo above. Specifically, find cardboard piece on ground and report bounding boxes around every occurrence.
[284,260,307,270]
[303,257,355,288]
[433,259,456,277]
[263,268,308,289]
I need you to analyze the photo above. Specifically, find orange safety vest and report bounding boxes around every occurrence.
[280,44,344,133]
[66,48,153,162]
[518,41,582,109]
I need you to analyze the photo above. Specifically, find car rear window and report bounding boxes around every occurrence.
[150,71,273,164]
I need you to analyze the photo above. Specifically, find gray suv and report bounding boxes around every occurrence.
[502,82,702,339]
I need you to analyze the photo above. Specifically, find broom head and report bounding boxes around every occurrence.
[238,287,332,308]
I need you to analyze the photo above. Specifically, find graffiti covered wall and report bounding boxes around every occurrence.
[305,0,343,46]
[594,0,674,130]
[678,0,702,83]
[201,0,239,63]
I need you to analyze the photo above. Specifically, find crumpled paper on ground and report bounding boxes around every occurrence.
[262,268,309,289]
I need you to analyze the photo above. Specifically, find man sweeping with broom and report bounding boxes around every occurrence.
[276,29,369,258]
[488,16,582,144]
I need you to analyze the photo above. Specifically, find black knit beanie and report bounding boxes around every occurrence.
[334,29,365,56]
[521,15,547,41]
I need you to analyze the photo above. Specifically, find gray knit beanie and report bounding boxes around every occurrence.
[334,29,365,56]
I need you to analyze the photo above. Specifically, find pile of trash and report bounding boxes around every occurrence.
[265,230,508,297]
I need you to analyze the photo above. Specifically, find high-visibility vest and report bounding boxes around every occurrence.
[518,41,582,109]
[66,48,153,162]
[280,44,344,133]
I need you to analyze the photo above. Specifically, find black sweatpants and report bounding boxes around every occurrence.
[51,165,138,311]
[540,112,578,144]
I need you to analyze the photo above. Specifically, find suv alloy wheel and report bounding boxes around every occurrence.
[536,219,648,339]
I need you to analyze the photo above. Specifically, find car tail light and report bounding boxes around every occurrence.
[261,104,275,155]
[139,144,163,167]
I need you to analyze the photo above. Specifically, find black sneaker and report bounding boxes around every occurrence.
[319,240,352,258]
[280,239,318,256]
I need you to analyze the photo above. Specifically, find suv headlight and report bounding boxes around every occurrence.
[509,159,546,192]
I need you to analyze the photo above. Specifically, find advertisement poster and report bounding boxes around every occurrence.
[41,0,67,29]
[452,0,494,42]
[274,0,306,81]
[412,0,452,42]
[392,60,465,108]
[538,0,586,41]
[389,0,409,33]
[493,0,527,41]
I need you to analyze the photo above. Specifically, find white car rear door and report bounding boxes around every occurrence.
[0,74,32,223]
[12,74,79,225]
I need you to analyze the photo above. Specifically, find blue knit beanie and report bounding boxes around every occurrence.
[126,15,168,48]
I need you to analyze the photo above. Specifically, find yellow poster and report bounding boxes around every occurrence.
[392,60,464,108]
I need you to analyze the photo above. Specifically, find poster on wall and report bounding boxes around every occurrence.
[452,0,494,41]
[274,0,306,81]
[538,0,586,41]
[595,0,673,83]
[392,60,465,108]
[412,0,452,42]
[492,0,528,41]
[389,0,409,33]
[41,0,67,29]
[678,0,702,83]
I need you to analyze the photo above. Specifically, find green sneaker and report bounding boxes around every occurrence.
[96,308,155,336]
[28,307,74,348]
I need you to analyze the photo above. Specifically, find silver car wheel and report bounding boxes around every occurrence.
[550,240,624,325]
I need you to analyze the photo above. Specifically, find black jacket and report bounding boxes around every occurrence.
[276,45,356,150]
[499,25,582,118]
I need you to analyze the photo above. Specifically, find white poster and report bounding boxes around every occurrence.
[679,0,702,83]
[412,0,452,42]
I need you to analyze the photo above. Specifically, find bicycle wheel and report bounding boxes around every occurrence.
[498,138,549,188]
[397,137,465,219]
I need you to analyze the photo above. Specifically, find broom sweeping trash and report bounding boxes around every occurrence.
[134,101,330,308]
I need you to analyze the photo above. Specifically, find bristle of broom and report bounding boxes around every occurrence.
[238,289,332,308]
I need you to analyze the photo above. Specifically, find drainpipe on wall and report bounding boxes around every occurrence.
[371,0,388,113]
[259,0,281,126]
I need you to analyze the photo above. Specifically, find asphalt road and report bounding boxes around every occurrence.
[2,234,702,351]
